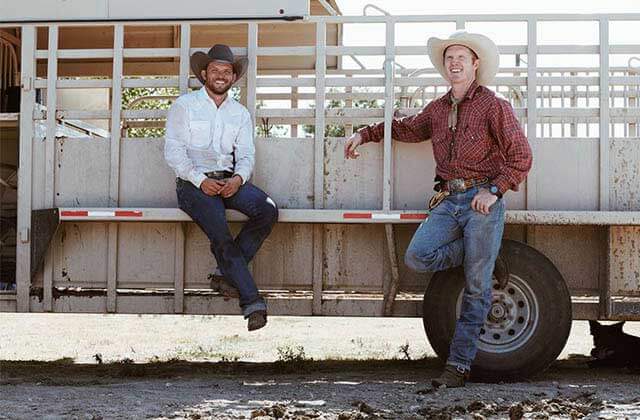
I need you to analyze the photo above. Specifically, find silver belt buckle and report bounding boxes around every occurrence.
[448,178,466,193]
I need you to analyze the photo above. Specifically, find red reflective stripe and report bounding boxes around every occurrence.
[344,213,427,220]
[60,210,88,217]
[60,210,143,218]
[343,213,372,219]
[114,211,143,217]
[400,213,427,220]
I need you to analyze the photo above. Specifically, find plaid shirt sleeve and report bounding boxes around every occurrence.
[358,104,432,144]
[488,98,533,194]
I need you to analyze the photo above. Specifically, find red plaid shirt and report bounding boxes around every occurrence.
[359,82,532,194]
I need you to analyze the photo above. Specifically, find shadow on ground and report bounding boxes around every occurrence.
[1,356,639,419]
[2,354,636,385]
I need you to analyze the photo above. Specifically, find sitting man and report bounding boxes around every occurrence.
[165,44,278,331]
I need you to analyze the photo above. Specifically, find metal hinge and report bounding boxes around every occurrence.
[20,227,30,243]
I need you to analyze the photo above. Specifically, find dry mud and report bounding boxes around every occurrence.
[0,315,639,419]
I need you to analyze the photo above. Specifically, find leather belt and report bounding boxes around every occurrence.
[205,170,234,180]
[439,177,488,193]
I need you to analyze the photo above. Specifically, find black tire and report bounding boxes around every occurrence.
[422,239,572,381]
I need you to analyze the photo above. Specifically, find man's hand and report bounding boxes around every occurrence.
[344,132,363,159]
[201,178,226,196]
[471,188,498,215]
[220,175,242,198]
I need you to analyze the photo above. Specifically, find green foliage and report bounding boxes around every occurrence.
[121,85,241,138]
[122,85,179,138]
[302,90,381,138]
[255,99,287,138]
[274,344,312,372]
[276,344,309,363]
[120,82,383,140]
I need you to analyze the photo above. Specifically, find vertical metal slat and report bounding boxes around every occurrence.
[174,24,190,312]
[291,74,299,137]
[16,25,37,312]
[43,25,59,312]
[107,223,118,312]
[570,71,577,137]
[45,26,58,208]
[179,24,190,95]
[107,24,124,313]
[526,18,538,211]
[312,21,326,315]
[109,24,124,206]
[174,223,185,313]
[382,19,394,212]
[314,21,326,210]
[381,19,400,316]
[245,22,259,281]
[599,17,610,211]
[312,224,324,315]
[247,23,258,129]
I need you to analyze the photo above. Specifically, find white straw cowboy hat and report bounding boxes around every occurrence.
[190,44,248,86]
[427,31,499,86]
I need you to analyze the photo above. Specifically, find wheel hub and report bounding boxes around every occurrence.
[488,300,507,322]
[457,274,539,353]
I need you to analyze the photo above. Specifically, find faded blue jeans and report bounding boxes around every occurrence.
[404,186,505,371]
[176,178,278,317]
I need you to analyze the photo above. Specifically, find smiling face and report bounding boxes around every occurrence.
[443,44,479,86]
[201,60,236,95]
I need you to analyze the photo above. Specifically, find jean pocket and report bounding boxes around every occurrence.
[489,196,506,216]
[176,178,187,194]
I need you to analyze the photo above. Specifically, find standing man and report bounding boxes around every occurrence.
[344,32,532,387]
[165,44,278,332]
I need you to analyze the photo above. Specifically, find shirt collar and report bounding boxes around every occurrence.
[199,86,232,110]
[446,80,480,104]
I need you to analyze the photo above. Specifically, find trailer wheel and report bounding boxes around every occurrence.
[422,239,572,381]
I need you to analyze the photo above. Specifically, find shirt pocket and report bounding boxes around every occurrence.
[189,120,211,149]
[459,125,491,160]
[221,123,240,151]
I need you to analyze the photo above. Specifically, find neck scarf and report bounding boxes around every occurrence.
[448,94,462,132]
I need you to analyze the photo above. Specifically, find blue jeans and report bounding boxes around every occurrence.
[176,178,278,317]
[404,187,505,371]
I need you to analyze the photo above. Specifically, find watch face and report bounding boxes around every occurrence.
[490,185,498,194]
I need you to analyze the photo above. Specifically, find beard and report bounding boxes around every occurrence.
[206,79,233,95]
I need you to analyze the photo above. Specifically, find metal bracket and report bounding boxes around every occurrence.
[30,208,60,278]
[382,224,400,316]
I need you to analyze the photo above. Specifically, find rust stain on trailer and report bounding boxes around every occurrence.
[506,213,600,225]
[55,137,66,169]
[506,212,640,226]
[30,287,104,301]
[610,226,640,294]
[610,140,640,211]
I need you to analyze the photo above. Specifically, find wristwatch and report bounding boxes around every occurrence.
[488,184,502,198]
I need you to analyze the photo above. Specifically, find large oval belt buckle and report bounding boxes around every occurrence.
[449,178,465,193]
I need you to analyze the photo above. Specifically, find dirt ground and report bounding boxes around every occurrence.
[1,315,639,419]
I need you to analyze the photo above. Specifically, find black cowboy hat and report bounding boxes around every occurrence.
[190,44,248,86]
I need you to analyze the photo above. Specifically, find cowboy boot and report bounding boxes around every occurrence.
[431,365,470,389]
[208,273,240,299]
[247,310,267,331]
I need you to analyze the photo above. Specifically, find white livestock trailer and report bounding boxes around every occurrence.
[1,0,640,379]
